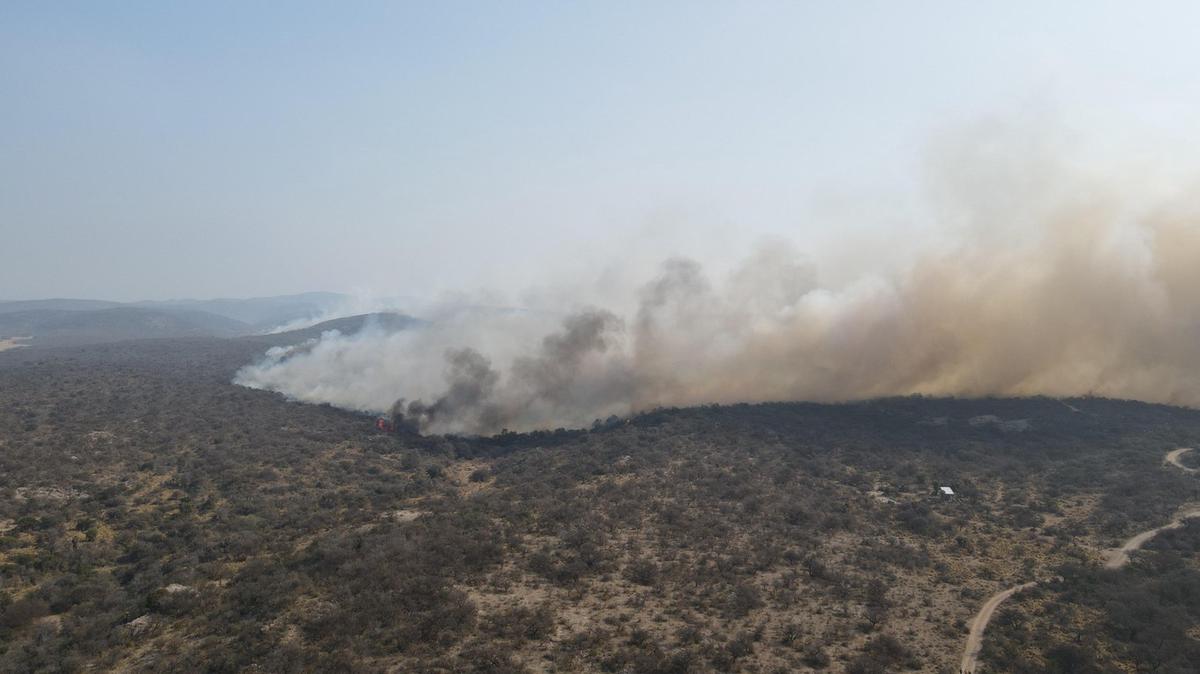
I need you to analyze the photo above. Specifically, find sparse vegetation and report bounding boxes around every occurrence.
[3,337,1200,672]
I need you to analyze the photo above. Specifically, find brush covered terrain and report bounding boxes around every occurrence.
[2,338,1200,673]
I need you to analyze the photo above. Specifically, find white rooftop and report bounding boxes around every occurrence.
[939,486,955,495]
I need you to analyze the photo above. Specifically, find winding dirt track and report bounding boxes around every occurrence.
[1165,447,1197,473]
[958,447,1199,673]
[1102,507,1200,569]
[958,581,1037,673]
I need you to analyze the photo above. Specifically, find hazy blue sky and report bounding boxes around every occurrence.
[3,1,1199,301]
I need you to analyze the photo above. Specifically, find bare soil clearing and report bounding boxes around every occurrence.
[0,337,30,352]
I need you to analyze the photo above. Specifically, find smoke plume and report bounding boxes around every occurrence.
[234,129,1200,434]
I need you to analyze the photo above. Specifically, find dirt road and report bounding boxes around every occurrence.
[1165,447,1197,473]
[1102,507,1200,569]
[960,447,1199,672]
[959,581,1037,673]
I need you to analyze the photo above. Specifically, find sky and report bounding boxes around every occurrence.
[3,1,1200,302]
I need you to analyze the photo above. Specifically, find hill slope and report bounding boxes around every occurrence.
[255,311,423,346]
[0,307,252,347]
[0,298,124,314]
[133,291,352,330]
[1,338,1200,672]
[0,292,372,345]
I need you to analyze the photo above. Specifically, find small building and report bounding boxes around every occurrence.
[939,486,955,497]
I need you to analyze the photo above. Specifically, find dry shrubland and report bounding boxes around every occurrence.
[2,338,1200,672]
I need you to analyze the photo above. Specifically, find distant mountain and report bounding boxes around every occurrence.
[0,299,124,314]
[253,311,423,346]
[0,307,252,347]
[132,292,353,330]
[0,294,425,349]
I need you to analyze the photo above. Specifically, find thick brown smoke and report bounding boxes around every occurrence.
[625,210,1200,411]
[234,131,1200,434]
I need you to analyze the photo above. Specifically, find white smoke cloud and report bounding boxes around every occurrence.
[235,124,1200,434]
